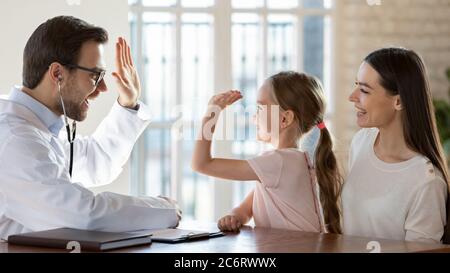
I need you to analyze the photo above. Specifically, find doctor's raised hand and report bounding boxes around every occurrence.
[112,37,141,110]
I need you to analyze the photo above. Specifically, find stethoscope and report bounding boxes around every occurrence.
[57,77,76,177]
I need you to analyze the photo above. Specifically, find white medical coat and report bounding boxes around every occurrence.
[0,95,178,240]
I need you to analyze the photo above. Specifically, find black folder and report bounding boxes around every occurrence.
[7,228,152,252]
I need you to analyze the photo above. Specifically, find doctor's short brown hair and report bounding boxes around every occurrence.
[22,16,108,89]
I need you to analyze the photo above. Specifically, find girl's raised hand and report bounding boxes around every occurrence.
[208,90,243,110]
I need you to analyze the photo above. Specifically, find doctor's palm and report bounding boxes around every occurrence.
[112,37,141,109]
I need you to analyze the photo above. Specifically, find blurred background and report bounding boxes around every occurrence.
[1,0,449,223]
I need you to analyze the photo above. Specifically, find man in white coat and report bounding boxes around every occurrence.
[0,16,181,240]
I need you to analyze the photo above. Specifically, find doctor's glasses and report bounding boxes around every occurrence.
[62,63,106,87]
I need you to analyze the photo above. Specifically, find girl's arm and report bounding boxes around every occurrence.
[230,189,254,224]
[218,190,254,232]
[191,91,259,181]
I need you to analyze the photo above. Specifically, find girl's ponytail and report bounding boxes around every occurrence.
[314,126,343,234]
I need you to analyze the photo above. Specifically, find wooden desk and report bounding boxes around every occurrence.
[1,222,449,253]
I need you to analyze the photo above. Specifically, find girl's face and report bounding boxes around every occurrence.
[254,81,280,143]
[349,62,401,128]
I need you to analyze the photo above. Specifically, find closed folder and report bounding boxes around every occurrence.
[148,228,224,243]
[7,228,152,252]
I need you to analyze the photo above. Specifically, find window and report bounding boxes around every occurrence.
[129,0,334,222]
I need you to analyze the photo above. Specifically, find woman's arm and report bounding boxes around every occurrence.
[191,91,259,181]
[404,177,447,243]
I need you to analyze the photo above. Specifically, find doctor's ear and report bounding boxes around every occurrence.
[48,62,64,84]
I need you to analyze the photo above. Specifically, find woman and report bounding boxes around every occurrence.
[343,47,450,244]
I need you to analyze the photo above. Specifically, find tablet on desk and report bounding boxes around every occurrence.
[145,228,225,243]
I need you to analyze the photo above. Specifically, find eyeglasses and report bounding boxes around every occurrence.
[62,63,106,87]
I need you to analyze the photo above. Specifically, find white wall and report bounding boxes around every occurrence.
[0,0,132,195]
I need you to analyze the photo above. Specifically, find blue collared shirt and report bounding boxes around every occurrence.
[9,86,64,136]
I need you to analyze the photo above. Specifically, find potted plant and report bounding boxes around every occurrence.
[433,68,450,167]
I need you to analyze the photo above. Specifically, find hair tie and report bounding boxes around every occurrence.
[317,121,326,130]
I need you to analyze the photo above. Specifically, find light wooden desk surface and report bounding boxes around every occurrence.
[1,222,449,253]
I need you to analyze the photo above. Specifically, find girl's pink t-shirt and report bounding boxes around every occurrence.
[247,148,324,232]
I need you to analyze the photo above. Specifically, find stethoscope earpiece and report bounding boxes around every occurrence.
[56,77,76,178]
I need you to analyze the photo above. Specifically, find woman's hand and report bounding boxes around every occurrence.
[217,214,243,232]
[207,90,242,111]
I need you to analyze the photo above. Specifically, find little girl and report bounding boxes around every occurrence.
[191,71,343,234]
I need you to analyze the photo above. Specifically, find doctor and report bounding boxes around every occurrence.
[0,16,181,240]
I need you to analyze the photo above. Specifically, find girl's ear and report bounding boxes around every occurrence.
[281,110,295,129]
[393,95,403,111]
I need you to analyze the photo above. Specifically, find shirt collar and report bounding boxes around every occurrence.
[9,86,64,136]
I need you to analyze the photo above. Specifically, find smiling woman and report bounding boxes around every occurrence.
[343,47,450,244]
[350,62,404,138]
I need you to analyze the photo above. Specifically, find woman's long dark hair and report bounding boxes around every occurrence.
[365,48,450,243]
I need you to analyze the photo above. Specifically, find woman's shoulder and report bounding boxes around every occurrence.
[404,159,448,214]
[410,157,447,188]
